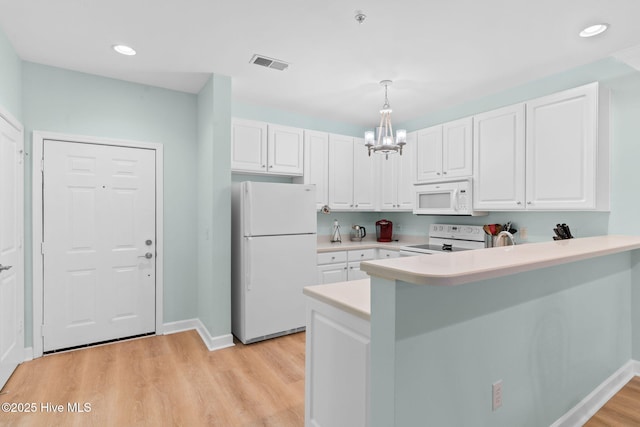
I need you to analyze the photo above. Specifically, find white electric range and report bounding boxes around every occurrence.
[399,224,485,256]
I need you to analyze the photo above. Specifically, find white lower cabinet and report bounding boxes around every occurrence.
[305,296,370,427]
[377,249,399,259]
[317,248,389,284]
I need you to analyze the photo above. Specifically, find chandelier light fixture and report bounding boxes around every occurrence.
[364,80,407,159]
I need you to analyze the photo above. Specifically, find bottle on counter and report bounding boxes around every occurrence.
[330,219,342,243]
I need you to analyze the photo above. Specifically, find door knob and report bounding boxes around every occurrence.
[0,264,12,272]
[138,252,153,259]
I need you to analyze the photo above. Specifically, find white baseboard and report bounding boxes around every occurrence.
[552,359,640,427]
[163,318,235,352]
[23,347,33,362]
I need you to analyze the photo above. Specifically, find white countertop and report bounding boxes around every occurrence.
[303,279,371,321]
[316,235,428,253]
[360,235,640,287]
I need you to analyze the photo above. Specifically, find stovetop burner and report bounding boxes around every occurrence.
[399,224,485,255]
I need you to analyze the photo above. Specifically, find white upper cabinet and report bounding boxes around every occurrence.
[473,103,526,210]
[352,137,376,210]
[525,82,607,210]
[231,118,267,173]
[328,135,376,211]
[379,131,416,211]
[328,134,355,210]
[473,82,609,211]
[231,119,304,176]
[295,130,329,209]
[416,125,442,181]
[442,117,473,179]
[268,124,304,175]
[416,117,472,182]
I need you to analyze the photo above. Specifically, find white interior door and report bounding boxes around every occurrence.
[42,140,156,352]
[0,114,24,389]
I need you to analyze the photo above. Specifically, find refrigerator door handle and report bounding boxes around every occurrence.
[245,236,252,291]
[243,181,252,237]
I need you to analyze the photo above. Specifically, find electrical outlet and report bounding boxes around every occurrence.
[492,380,503,411]
[520,227,528,240]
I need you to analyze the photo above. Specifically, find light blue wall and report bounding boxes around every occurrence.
[233,58,640,245]
[0,27,22,120]
[197,74,232,336]
[371,252,633,426]
[22,62,200,345]
[375,59,640,243]
[233,101,365,137]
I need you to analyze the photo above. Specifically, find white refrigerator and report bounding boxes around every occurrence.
[231,181,317,344]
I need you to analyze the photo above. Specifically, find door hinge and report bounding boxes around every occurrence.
[40,158,44,172]
[41,242,45,254]
[41,324,46,337]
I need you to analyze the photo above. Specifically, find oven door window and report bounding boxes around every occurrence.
[418,192,452,209]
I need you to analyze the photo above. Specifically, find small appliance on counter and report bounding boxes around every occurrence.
[350,225,366,242]
[331,219,342,243]
[376,219,393,242]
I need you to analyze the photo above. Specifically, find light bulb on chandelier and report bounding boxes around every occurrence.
[364,80,407,160]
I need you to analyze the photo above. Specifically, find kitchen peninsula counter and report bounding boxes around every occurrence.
[360,235,640,286]
[304,235,640,427]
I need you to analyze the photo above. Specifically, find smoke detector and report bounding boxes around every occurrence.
[250,54,290,71]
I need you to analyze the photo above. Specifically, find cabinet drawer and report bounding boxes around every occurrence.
[378,249,399,259]
[347,249,376,262]
[317,251,347,265]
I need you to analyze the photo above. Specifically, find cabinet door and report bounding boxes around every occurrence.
[442,117,473,179]
[378,154,399,210]
[396,132,416,210]
[231,119,267,173]
[377,249,399,259]
[301,130,329,209]
[347,262,369,281]
[416,125,443,181]
[267,124,304,176]
[317,263,348,284]
[352,137,376,210]
[473,104,526,210]
[328,134,355,210]
[526,84,597,210]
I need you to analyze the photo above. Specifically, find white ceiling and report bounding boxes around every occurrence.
[1,0,640,127]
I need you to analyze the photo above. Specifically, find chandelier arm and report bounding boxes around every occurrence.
[377,112,385,145]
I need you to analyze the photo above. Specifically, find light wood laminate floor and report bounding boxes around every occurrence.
[585,376,640,426]
[0,331,305,427]
[2,330,639,426]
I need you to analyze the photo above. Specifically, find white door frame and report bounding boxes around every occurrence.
[0,104,24,381]
[32,131,164,358]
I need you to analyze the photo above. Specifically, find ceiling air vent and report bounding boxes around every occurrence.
[250,54,290,71]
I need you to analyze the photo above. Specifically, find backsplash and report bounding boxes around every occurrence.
[319,211,610,244]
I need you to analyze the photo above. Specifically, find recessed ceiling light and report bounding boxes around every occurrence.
[112,44,137,56]
[579,23,609,38]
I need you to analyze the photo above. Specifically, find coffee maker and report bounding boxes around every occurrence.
[375,219,393,242]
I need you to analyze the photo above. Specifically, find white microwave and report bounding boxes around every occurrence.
[413,179,487,216]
